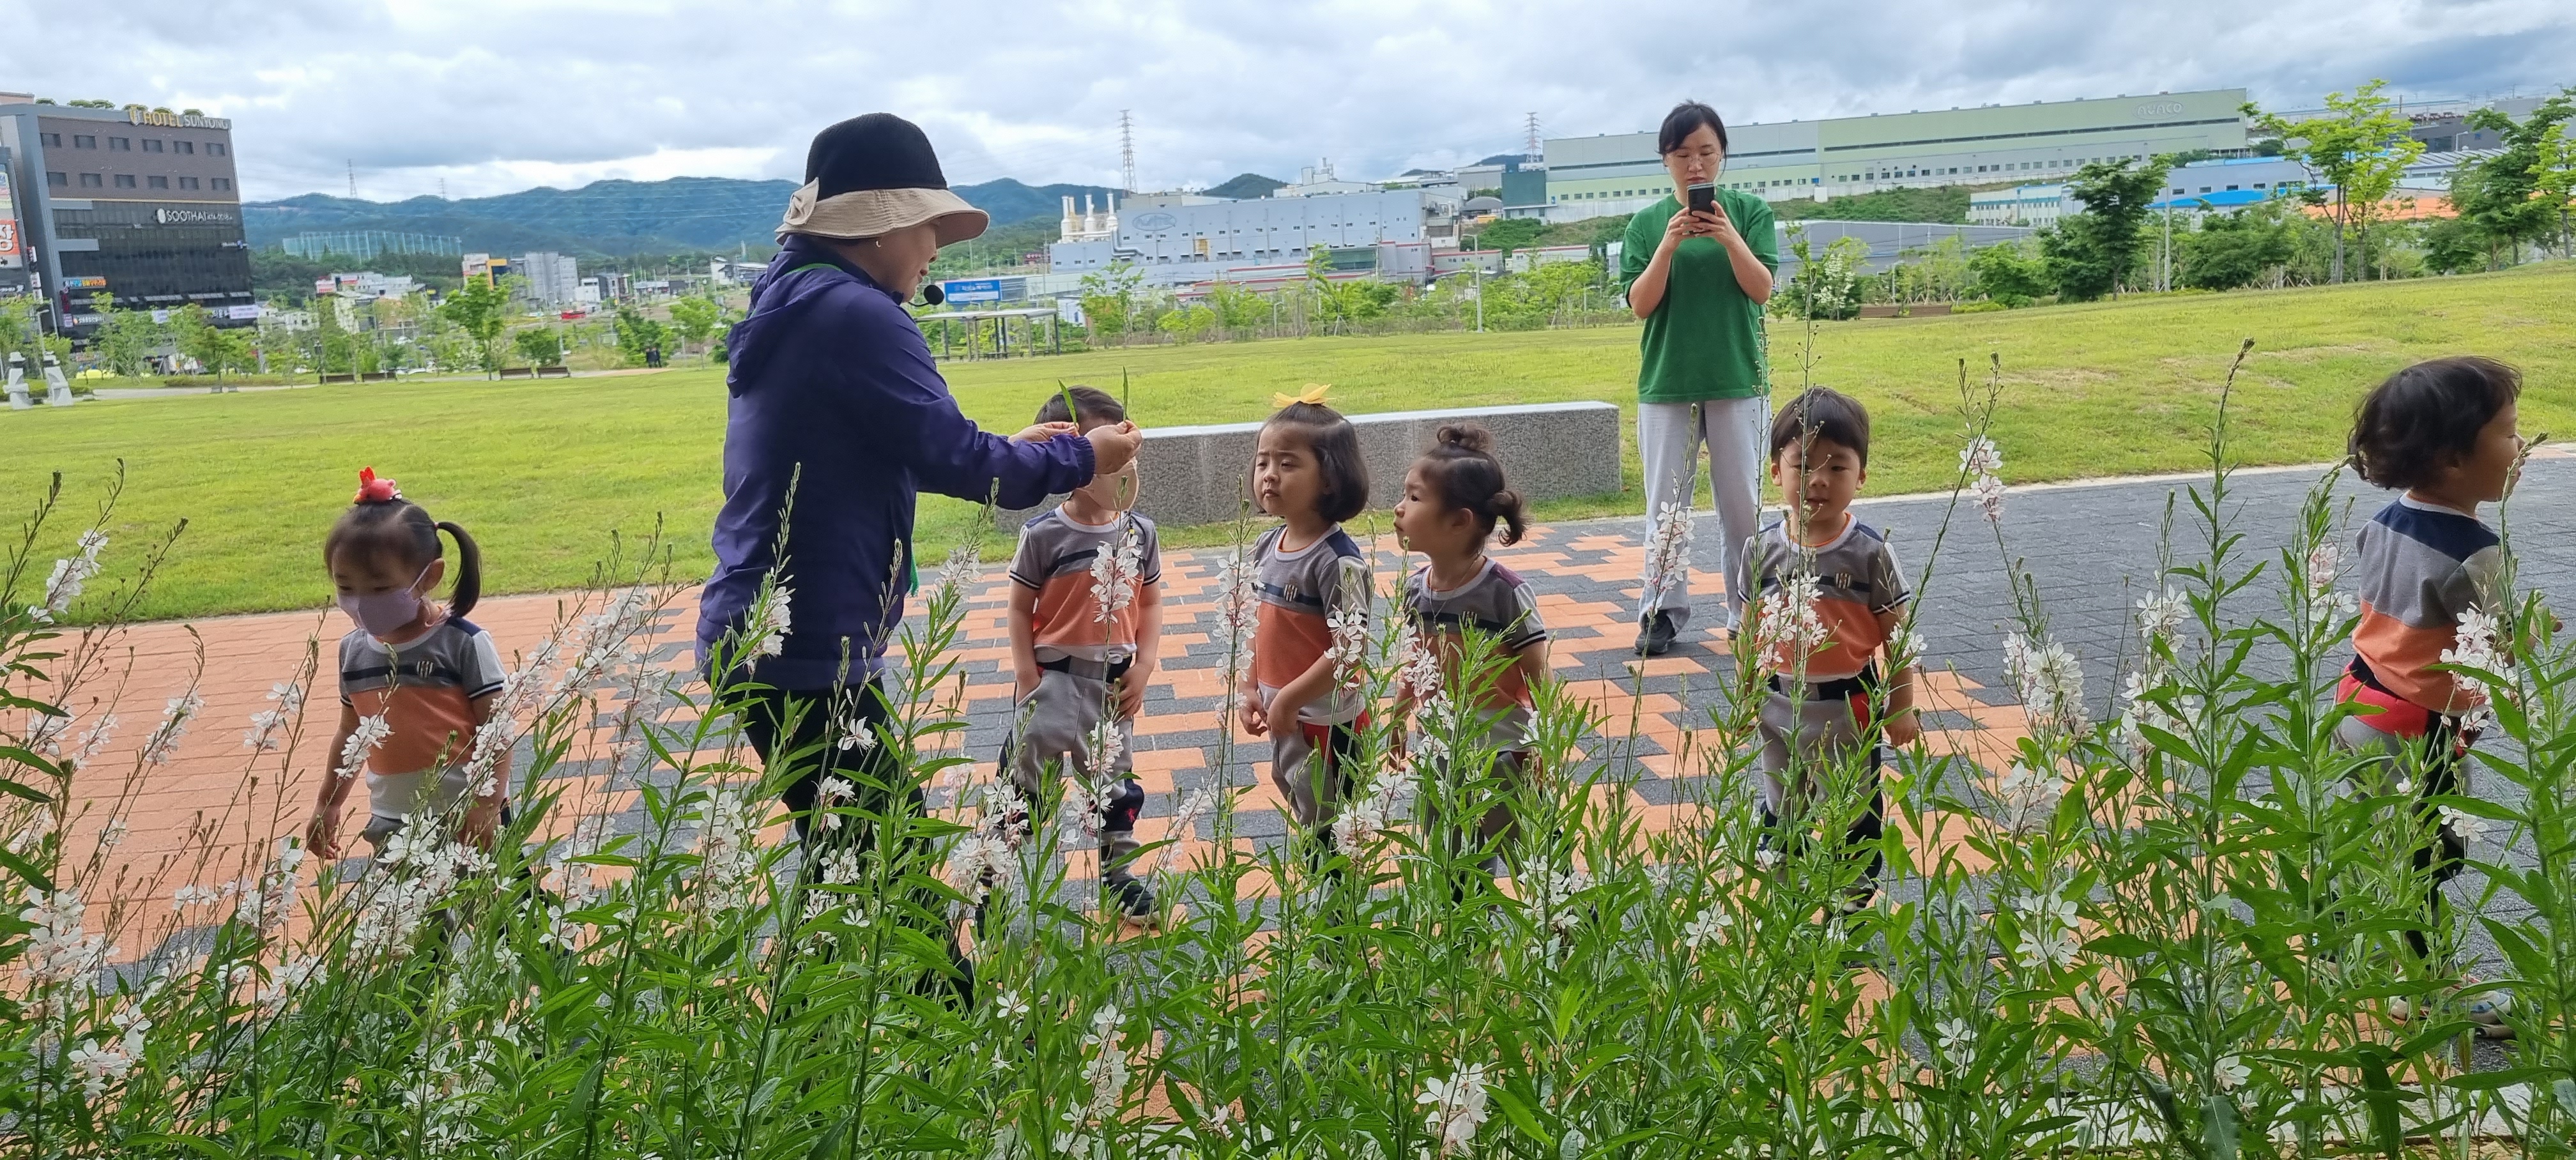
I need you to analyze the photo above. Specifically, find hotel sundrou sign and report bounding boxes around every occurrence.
[125,109,232,130]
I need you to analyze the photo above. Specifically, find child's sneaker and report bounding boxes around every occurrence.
[2388,979,2517,1040]
[1103,871,1157,927]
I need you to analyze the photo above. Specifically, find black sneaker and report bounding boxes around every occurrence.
[1104,871,1157,927]
[1636,610,1678,657]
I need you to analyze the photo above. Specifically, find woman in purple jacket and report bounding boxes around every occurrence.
[700,114,1138,897]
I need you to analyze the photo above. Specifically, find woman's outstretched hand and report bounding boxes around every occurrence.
[1085,421,1142,477]
[1012,421,1078,443]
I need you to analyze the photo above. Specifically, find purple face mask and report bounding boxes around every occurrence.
[339,563,433,639]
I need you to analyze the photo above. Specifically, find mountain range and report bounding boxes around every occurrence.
[243,172,1287,258]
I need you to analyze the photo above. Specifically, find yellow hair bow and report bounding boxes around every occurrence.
[1271,384,1331,409]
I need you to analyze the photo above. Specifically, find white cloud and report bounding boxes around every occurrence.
[8,0,2570,202]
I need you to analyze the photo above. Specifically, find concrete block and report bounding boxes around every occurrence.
[999,400,1623,530]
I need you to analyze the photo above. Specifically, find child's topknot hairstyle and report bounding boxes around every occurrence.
[1262,398,1370,524]
[2349,356,2522,491]
[1036,384,1126,431]
[1415,424,1529,547]
[324,468,482,617]
[1768,386,1872,466]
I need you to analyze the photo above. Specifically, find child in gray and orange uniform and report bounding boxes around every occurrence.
[1003,386,1164,924]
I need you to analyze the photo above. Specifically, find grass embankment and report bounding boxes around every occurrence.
[6,263,2570,622]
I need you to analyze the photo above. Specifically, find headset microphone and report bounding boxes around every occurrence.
[917,284,946,307]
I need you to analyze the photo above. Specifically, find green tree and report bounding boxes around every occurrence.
[2419,216,2487,275]
[613,305,668,366]
[2246,80,2426,282]
[1770,233,1867,321]
[440,277,514,376]
[2449,89,2575,266]
[2042,158,2169,301]
[1077,263,1146,344]
[1468,217,1545,254]
[90,295,167,378]
[2177,210,2295,291]
[666,296,723,354]
[514,327,566,366]
[0,296,67,370]
[1967,239,2052,306]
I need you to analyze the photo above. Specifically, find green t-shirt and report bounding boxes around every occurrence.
[1619,190,1779,403]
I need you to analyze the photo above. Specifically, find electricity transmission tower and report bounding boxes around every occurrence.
[1119,111,1137,193]
[1524,112,1542,163]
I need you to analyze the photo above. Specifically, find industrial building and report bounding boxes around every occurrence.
[1047,187,1464,287]
[1544,89,2251,220]
[0,93,257,335]
[1966,149,2501,225]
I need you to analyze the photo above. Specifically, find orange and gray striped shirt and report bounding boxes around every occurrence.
[2347,495,2502,717]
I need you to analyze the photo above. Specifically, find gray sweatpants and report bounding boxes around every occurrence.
[1755,684,1889,891]
[1008,668,1142,872]
[1423,747,1530,874]
[1637,397,1770,632]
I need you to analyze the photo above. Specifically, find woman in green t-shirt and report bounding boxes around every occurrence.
[1618,101,1779,655]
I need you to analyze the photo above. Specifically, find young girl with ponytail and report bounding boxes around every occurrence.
[1391,424,1549,880]
[305,468,509,861]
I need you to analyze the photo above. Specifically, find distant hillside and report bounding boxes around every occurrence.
[1204,172,1286,200]
[1774,185,1972,225]
[241,175,1122,258]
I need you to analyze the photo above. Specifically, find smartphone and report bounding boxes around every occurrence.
[1687,183,1716,215]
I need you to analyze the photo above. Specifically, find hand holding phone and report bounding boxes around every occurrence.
[1687,182,1716,215]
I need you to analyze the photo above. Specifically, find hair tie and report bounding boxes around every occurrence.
[353,467,402,504]
[1271,384,1330,409]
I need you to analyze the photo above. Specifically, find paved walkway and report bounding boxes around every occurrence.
[41,455,2576,1007]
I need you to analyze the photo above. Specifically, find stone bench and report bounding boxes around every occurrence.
[535,365,573,378]
[1000,400,1623,530]
[496,366,537,380]
[318,373,356,385]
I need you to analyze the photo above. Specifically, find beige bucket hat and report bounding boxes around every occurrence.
[776,113,988,245]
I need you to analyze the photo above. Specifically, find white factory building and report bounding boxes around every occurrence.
[1046,187,1464,287]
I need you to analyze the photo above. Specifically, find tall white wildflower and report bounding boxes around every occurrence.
[1640,499,1695,607]
[1960,437,2005,526]
[2003,632,2087,740]
[1139,783,1218,876]
[930,545,981,606]
[2009,888,2082,970]
[139,691,203,767]
[2441,606,2514,731]
[66,1037,135,1099]
[69,714,119,767]
[556,586,654,696]
[6,805,53,857]
[1417,1062,1492,1156]
[1752,573,1830,675]
[20,887,117,992]
[243,680,308,753]
[1089,524,1144,624]
[339,713,392,780]
[1326,607,1369,687]
[1681,906,1734,950]
[691,788,763,912]
[1995,759,2064,832]
[2135,588,2188,655]
[746,583,793,662]
[1337,767,1405,852]
[29,530,109,623]
[1082,1004,1131,1120]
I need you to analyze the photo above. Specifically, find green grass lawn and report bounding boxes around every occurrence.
[7,263,2570,623]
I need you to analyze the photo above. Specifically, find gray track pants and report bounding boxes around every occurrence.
[1007,668,1143,873]
[1637,397,1770,633]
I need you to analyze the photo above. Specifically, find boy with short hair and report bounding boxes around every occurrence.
[2341,356,2523,1034]
[1005,385,1164,923]
[1735,386,1919,906]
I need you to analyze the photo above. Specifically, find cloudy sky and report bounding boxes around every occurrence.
[12,0,2572,202]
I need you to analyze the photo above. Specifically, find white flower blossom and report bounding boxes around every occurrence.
[746,583,793,661]
[7,805,54,858]
[2438,804,2489,846]
[1532,867,1593,933]
[1681,906,1733,950]
[2216,1054,2251,1090]
[242,680,307,752]
[2004,632,2088,740]
[930,546,981,606]
[691,788,763,912]
[2305,540,2344,591]
[1326,607,1370,687]
[1640,500,1696,606]
[1418,1062,1492,1156]
[2009,889,2082,970]
[66,1037,134,1099]
[29,530,109,622]
[1960,438,2005,525]
[1753,573,1830,674]
[1995,760,2064,831]
[70,714,119,767]
[2441,607,2514,731]
[2135,587,2188,651]
[19,887,118,991]
[339,713,392,779]
[1935,1017,1976,1061]
[140,691,204,767]
[1089,526,1145,624]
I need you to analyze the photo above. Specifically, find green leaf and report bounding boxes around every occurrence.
[1487,1085,1548,1143]
[2204,1089,2239,1160]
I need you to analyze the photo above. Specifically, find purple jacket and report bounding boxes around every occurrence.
[697,235,1094,689]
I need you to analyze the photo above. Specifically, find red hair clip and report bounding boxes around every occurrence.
[353,468,402,504]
